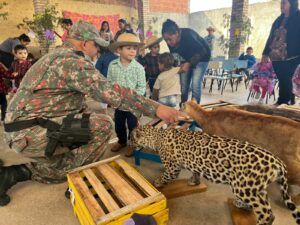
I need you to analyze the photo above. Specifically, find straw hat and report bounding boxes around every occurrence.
[206,26,215,32]
[142,36,163,49]
[108,33,144,52]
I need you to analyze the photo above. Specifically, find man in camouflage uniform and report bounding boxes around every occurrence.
[0,21,187,206]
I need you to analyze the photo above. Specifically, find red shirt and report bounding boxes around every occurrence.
[11,60,32,88]
[0,63,15,93]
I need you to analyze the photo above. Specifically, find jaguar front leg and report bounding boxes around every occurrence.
[153,160,181,188]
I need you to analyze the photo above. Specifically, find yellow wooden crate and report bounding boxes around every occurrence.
[67,155,168,225]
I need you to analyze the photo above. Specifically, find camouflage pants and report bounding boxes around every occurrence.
[8,113,114,184]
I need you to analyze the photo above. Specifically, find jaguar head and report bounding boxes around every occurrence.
[130,125,162,152]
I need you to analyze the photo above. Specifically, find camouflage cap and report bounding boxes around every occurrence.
[68,20,109,47]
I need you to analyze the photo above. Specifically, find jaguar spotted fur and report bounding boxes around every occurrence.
[131,125,300,225]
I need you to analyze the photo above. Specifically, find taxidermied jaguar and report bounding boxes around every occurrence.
[131,125,300,225]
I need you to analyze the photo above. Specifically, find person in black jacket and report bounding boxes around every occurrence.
[263,0,300,105]
[162,19,211,104]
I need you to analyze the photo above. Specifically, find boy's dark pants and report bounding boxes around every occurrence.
[114,109,138,145]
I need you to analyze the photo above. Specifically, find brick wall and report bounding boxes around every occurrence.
[149,0,189,13]
[73,0,137,8]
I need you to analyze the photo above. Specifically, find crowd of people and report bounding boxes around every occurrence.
[0,0,299,207]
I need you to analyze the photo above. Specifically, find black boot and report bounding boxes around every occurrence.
[0,164,32,206]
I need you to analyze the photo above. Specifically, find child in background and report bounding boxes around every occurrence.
[10,45,31,92]
[95,44,118,77]
[107,33,146,157]
[138,36,162,95]
[60,19,73,42]
[292,65,300,98]
[0,63,17,122]
[152,53,181,107]
[99,21,113,42]
[249,57,276,104]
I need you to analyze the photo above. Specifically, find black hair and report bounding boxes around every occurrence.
[100,21,110,32]
[61,18,73,26]
[246,46,253,51]
[118,19,127,24]
[14,44,28,53]
[288,0,299,15]
[162,19,180,35]
[18,34,30,43]
[27,53,34,60]
[158,52,174,69]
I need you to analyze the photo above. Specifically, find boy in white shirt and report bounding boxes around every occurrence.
[152,53,181,107]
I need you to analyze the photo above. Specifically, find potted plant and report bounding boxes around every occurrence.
[18,4,62,55]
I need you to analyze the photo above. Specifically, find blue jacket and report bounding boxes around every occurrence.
[95,52,118,77]
[239,53,256,68]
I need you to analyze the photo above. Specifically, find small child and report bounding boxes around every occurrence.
[107,33,146,157]
[60,18,73,42]
[152,53,181,107]
[138,36,163,94]
[292,65,300,97]
[10,45,32,92]
[0,63,17,122]
[249,57,276,104]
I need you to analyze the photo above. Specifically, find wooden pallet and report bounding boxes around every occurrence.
[228,199,256,225]
[67,156,168,225]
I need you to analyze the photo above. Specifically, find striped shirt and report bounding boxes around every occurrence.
[107,58,146,95]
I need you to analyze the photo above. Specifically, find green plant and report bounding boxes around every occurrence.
[0,2,8,20]
[17,4,62,50]
[218,13,253,55]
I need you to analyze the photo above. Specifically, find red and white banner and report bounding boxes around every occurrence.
[63,11,120,33]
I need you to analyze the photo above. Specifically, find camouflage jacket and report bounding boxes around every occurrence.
[5,42,159,142]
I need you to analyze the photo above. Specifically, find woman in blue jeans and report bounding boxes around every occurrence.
[162,19,211,104]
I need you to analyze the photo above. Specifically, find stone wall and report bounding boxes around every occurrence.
[0,0,35,43]
[189,0,300,58]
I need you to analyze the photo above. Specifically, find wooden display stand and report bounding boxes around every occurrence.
[228,198,256,225]
[157,179,207,199]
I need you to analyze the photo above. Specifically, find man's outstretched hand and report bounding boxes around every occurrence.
[156,105,189,124]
